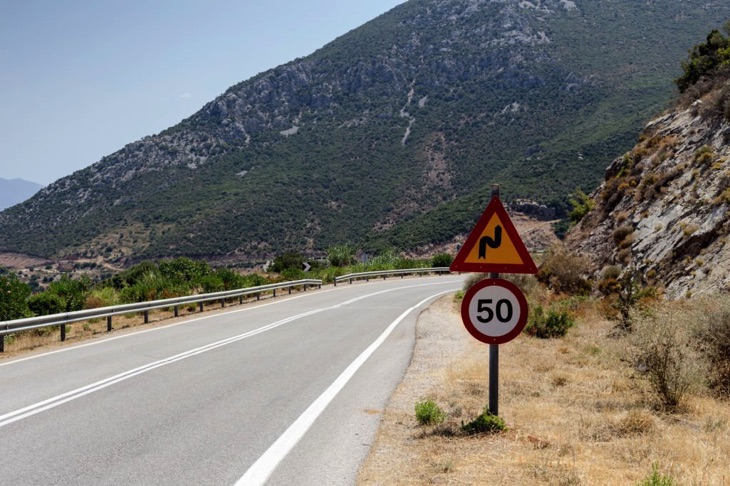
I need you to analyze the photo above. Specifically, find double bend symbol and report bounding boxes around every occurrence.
[478,225,502,259]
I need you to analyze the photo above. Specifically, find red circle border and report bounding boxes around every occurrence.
[460,278,529,345]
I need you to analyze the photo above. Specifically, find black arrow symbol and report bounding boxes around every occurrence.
[478,225,502,259]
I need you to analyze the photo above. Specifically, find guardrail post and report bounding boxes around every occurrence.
[199,302,204,313]
[174,306,179,318]
[144,311,149,324]
[239,296,243,304]
[220,299,225,308]
[60,324,66,342]
[366,277,369,282]
[349,278,353,285]
[0,335,4,353]
[288,286,292,295]
[273,289,277,298]
[107,316,112,332]
[257,293,261,301]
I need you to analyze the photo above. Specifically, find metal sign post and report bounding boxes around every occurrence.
[451,184,536,417]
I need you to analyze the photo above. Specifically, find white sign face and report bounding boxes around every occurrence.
[460,278,528,345]
[467,285,522,337]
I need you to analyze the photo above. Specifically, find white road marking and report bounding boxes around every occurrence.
[0,281,460,429]
[236,289,457,486]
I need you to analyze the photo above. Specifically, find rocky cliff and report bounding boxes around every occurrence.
[567,94,730,299]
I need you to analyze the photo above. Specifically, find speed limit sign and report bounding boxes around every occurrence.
[461,278,528,345]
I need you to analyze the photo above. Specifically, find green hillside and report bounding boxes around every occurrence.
[1,0,728,263]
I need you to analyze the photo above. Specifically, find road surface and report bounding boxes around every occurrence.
[0,275,463,485]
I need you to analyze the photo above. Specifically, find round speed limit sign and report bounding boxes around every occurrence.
[460,278,529,345]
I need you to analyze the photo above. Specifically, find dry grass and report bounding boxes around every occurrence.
[358,296,730,485]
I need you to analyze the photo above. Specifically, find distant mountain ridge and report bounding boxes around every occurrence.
[0,178,43,211]
[1,0,730,264]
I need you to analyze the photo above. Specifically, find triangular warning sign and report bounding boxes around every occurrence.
[450,196,537,274]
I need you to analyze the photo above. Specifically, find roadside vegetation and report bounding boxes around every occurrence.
[359,245,730,484]
[0,248,452,354]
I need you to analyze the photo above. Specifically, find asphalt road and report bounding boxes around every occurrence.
[0,275,463,485]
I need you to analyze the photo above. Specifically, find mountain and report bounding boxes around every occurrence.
[2,0,730,264]
[567,27,730,298]
[0,178,43,212]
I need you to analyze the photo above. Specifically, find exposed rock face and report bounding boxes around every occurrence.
[567,100,730,299]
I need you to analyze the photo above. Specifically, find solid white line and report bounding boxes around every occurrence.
[0,276,462,368]
[0,286,340,368]
[0,281,460,429]
[236,288,456,486]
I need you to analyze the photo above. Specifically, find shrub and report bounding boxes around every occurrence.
[612,225,635,246]
[85,287,120,308]
[463,273,489,292]
[0,274,31,321]
[568,188,595,223]
[699,302,730,397]
[461,408,506,434]
[536,246,591,295]
[629,306,705,411]
[415,399,445,425]
[159,257,211,284]
[46,275,91,312]
[637,463,677,486]
[524,306,575,338]
[271,252,305,273]
[327,244,357,267]
[431,253,453,268]
[28,292,65,316]
[598,265,622,295]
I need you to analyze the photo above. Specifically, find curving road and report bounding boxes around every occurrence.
[0,275,463,485]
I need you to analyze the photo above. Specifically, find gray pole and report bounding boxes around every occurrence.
[489,184,500,416]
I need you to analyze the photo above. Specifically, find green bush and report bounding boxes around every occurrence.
[637,463,676,486]
[524,306,575,338]
[28,292,66,316]
[271,252,305,273]
[327,244,357,267]
[46,275,91,312]
[415,399,445,425]
[675,26,730,93]
[431,253,453,267]
[568,188,595,223]
[461,408,506,435]
[0,274,31,321]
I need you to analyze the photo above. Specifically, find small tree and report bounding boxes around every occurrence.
[0,274,31,321]
[568,188,595,224]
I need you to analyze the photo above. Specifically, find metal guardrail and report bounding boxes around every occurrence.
[0,279,322,352]
[334,267,452,286]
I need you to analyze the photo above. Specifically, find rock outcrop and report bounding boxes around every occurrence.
[567,98,730,299]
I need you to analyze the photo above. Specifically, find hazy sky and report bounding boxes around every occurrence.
[0,0,406,185]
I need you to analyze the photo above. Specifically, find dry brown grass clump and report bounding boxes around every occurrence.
[358,296,730,485]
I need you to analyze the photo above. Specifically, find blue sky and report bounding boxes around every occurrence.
[0,0,406,185]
